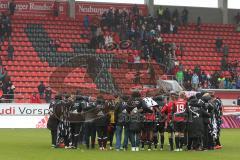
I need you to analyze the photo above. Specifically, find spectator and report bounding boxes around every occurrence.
[143,45,150,60]
[106,8,114,29]
[176,70,184,86]
[235,12,240,24]
[114,9,121,30]
[221,57,228,71]
[83,15,89,29]
[134,53,141,70]
[157,6,164,20]
[113,32,120,45]
[218,76,225,89]
[224,77,230,89]
[55,39,61,48]
[37,81,45,99]
[169,22,174,34]
[45,86,52,103]
[172,9,179,25]
[104,34,113,46]
[133,70,141,84]
[2,15,11,39]
[7,42,14,60]
[180,43,184,58]
[0,17,3,42]
[132,4,139,16]
[179,62,184,71]
[6,23,12,39]
[0,81,3,99]
[194,65,201,75]
[50,39,60,49]
[237,96,240,106]
[211,71,220,89]
[9,0,16,16]
[236,23,240,32]
[215,37,223,52]
[175,45,181,57]
[96,26,102,37]
[184,69,192,80]
[200,71,207,87]
[7,81,15,103]
[196,16,201,31]
[97,32,104,49]
[181,8,189,26]
[223,45,229,57]
[148,65,155,83]
[89,36,98,49]
[173,24,178,34]
[231,78,237,89]
[172,64,179,76]
[185,80,192,91]
[163,8,171,21]
[30,93,41,103]
[191,73,199,90]
[236,76,240,89]
[206,73,211,88]
[0,67,7,81]
[128,53,134,69]
[90,23,97,36]
[53,0,59,17]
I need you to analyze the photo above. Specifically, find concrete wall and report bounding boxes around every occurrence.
[154,5,239,24]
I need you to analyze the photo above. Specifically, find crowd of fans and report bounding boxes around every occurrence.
[87,6,189,68]
[85,6,190,90]
[175,65,240,91]
[85,5,240,91]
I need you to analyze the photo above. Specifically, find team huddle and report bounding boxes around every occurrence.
[47,91,223,152]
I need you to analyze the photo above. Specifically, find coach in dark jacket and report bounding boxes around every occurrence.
[187,97,210,150]
[47,94,62,147]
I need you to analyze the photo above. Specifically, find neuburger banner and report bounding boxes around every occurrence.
[0,103,50,128]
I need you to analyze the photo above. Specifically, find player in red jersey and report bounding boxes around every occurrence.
[161,92,177,151]
[172,92,188,151]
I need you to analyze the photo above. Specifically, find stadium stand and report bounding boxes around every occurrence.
[0,16,163,102]
[0,4,239,103]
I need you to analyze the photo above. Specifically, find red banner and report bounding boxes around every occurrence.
[75,2,148,18]
[0,0,68,17]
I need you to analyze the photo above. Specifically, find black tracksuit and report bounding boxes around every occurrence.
[94,100,110,149]
[83,103,97,149]
[47,100,61,146]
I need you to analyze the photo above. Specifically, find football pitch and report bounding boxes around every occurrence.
[0,129,240,160]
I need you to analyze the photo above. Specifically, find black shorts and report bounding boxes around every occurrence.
[174,121,186,133]
[142,123,154,131]
[166,123,174,133]
[158,122,165,133]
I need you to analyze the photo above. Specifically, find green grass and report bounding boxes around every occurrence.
[0,129,240,160]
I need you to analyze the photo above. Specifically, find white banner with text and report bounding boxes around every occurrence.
[0,103,49,128]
